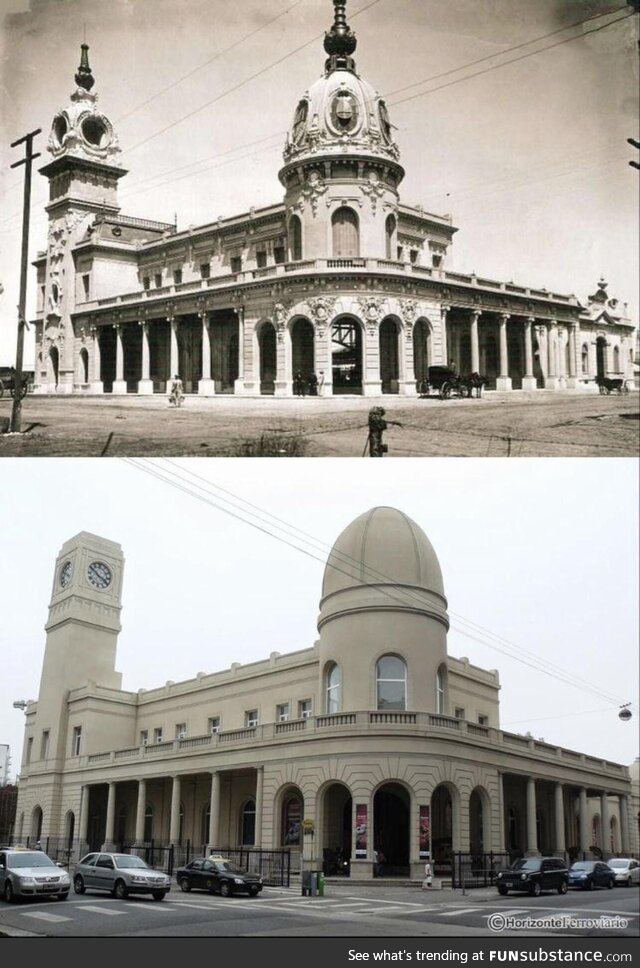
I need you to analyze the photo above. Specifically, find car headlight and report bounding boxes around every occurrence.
[234,878,244,885]
[520,873,528,881]
[497,872,503,878]
[18,876,35,884]
[258,878,263,884]
[131,875,148,884]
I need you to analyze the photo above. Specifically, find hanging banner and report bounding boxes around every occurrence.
[419,804,430,858]
[355,803,368,858]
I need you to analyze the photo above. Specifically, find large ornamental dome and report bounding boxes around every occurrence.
[321,507,446,601]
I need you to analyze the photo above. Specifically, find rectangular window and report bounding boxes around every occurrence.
[173,268,182,286]
[200,263,210,279]
[273,246,285,265]
[432,254,442,269]
[26,737,33,764]
[140,730,148,746]
[454,707,465,720]
[208,717,220,734]
[298,699,312,720]
[256,250,267,269]
[409,249,419,265]
[72,726,82,756]
[154,273,162,288]
[230,256,242,274]
[175,723,187,740]
[478,714,489,726]
[276,703,290,722]
[82,274,90,300]
[143,276,150,290]
[153,727,163,744]
[40,730,49,760]
[245,709,258,728]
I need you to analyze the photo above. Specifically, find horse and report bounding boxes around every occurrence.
[594,375,627,395]
[463,372,488,398]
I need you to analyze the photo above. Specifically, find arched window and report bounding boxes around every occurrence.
[376,654,407,710]
[332,207,359,258]
[436,667,446,715]
[240,798,256,846]
[385,214,396,260]
[282,795,302,846]
[289,215,302,261]
[325,662,341,714]
[613,345,621,372]
[144,804,153,843]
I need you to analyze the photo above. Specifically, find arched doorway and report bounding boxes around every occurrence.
[373,782,410,876]
[321,782,352,875]
[48,346,59,388]
[332,207,359,258]
[413,319,430,384]
[240,799,256,846]
[31,805,43,843]
[331,316,362,394]
[291,318,315,386]
[596,337,607,379]
[281,789,304,848]
[431,784,454,875]
[259,322,277,394]
[79,347,89,384]
[379,317,400,393]
[469,788,487,856]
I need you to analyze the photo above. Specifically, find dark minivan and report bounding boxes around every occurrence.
[496,857,569,896]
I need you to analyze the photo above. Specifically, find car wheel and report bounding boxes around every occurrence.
[220,881,231,897]
[586,880,593,891]
[558,881,568,895]
[152,890,166,901]
[205,877,215,893]
[625,878,631,887]
[497,886,509,896]
[57,893,69,901]
[179,878,191,893]
[4,880,15,903]
[607,879,614,890]
[74,875,85,895]
[530,882,542,897]
[249,886,259,897]
[113,880,129,900]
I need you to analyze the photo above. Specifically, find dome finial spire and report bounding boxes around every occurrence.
[324,0,357,73]
[75,42,95,92]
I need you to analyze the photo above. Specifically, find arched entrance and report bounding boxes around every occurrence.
[79,347,89,384]
[379,317,400,393]
[373,782,410,876]
[291,318,315,386]
[48,346,59,388]
[321,782,352,875]
[596,337,607,379]
[332,316,362,394]
[31,805,43,843]
[469,788,488,856]
[413,319,431,384]
[259,322,277,394]
[431,784,454,875]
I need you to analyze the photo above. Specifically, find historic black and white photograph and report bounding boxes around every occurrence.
[0,0,638,455]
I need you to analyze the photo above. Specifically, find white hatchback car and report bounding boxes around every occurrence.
[607,858,640,886]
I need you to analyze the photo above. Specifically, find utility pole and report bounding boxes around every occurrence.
[9,128,41,433]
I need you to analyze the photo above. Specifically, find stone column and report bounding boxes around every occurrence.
[600,792,610,856]
[254,766,264,847]
[208,771,220,849]
[138,321,154,395]
[78,785,90,848]
[169,775,182,844]
[545,320,559,390]
[198,313,215,395]
[135,779,146,843]
[103,782,117,849]
[315,322,332,398]
[554,784,566,855]
[363,319,382,397]
[439,304,449,365]
[567,323,578,389]
[619,795,630,854]
[496,313,512,391]
[579,788,589,855]
[112,325,128,395]
[166,316,179,393]
[274,312,292,397]
[557,328,567,389]
[89,328,104,394]
[234,307,246,395]
[522,317,537,391]
[470,310,480,374]
[526,777,538,855]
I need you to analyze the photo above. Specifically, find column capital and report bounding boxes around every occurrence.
[198,310,210,322]
[138,318,148,329]
[469,309,481,321]
[526,316,535,325]
[167,315,177,326]
[549,317,558,328]
[440,304,450,315]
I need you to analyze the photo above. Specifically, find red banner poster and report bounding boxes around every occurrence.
[355,803,368,858]
[419,804,430,858]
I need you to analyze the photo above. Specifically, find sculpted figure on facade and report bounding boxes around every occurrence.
[357,295,386,337]
[307,296,337,339]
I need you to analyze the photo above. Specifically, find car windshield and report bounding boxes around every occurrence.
[510,859,541,871]
[9,852,56,869]
[214,862,244,874]
[608,860,628,869]
[570,862,593,871]
[114,856,150,870]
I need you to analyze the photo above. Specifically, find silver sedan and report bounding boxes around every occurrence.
[0,848,71,902]
[73,852,171,900]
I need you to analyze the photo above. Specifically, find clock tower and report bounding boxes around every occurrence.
[33,533,125,767]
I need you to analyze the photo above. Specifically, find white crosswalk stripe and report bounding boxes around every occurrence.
[77,905,127,916]
[19,911,71,923]
[440,908,482,916]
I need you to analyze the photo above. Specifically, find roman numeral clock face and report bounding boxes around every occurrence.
[87,560,112,590]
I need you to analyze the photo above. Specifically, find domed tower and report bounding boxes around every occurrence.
[280,1,404,263]
[317,508,449,715]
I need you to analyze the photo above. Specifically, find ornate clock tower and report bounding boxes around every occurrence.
[33,532,125,767]
[36,45,127,393]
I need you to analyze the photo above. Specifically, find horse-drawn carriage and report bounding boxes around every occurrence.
[417,366,486,400]
[595,375,629,395]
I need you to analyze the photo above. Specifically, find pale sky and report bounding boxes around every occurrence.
[0,457,638,782]
[0,0,638,364]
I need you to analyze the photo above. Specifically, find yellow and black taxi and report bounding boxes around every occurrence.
[175,855,263,897]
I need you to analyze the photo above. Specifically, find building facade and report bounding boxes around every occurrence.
[31,3,636,398]
[14,510,637,878]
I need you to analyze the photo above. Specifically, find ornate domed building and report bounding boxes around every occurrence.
[14,510,637,881]
[31,2,635,396]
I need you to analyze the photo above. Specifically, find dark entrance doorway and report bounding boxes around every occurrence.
[469,789,485,855]
[48,346,59,387]
[99,327,116,393]
[373,783,410,876]
[210,312,239,393]
[292,318,315,387]
[322,783,352,876]
[122,322,142,393]
[332,317,362,394]
[413,319,430,384]
[431,784,453,876]
[87,786,107,852]
[259,323,277,394]
[149,319,170,392]
[596,337,607,379]
[379,318,399,393]
[177,317,203,394]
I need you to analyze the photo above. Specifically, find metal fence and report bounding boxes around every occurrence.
[451,852,511,889]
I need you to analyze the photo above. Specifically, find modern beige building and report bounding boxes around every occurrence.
[31,2,636,398]
[14,508,637,879]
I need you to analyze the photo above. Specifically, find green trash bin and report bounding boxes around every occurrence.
[317,871,325,897]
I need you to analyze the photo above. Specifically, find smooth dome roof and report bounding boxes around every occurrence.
[321,507,445,600]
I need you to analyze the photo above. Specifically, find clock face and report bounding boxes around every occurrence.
[60,561,73,588]
[87,560,112,589]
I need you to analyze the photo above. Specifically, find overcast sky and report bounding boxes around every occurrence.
[0,456,637,781]
[0,0,638,365]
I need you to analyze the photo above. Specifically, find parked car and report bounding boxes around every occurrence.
[568,860,615,890]
[175,855,263,897]
[0,847,71,902]
[73,852,171,900]
[607,858,640,887]
[496,857,569,896]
